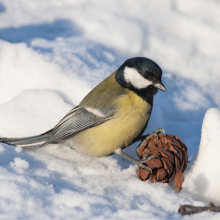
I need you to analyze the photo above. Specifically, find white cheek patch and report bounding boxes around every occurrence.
[124,67,152,89]
[86,107,105,117]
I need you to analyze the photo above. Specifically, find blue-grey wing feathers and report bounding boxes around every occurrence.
[0,130,52,149]
[41,106,112,147]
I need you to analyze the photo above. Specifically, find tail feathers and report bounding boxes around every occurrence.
[0,129,52,149]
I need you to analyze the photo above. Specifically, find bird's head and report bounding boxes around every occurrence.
[115,57,166,95]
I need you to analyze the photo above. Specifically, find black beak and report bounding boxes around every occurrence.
[153,82,166,92]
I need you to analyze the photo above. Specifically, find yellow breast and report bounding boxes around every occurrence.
[69,90,152,157]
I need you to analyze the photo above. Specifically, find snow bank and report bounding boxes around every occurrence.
[0,40,90,105]
[184,108,220,205]
[0,89,72,137]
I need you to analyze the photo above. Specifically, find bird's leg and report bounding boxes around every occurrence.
[137,128,166,142]
[136,128,166,155]
[114,148,159,173]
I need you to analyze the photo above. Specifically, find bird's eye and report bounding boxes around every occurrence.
[144,74,149,79]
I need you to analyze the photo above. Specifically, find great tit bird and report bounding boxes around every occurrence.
[0,57,166,169]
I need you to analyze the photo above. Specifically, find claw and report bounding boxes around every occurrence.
[139,164,152,173]
[142,154,160,162]
[135,154,160,174]
[136,163,152,174]
[147,128,166,141]
[136,128,166,155]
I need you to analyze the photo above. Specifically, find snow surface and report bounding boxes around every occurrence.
[183,108,220,205]
[0,0,220,219]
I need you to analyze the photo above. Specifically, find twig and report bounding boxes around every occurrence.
[179,203,220,215]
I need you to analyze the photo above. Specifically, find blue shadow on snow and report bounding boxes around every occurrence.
[0,2,5,13]
[0,19,81,45]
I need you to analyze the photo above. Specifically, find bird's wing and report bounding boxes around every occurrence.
[41,91,121,147]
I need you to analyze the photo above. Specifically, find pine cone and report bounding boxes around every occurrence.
[137,133,188,192]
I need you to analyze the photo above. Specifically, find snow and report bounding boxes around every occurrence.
[183,108,220,205]
[0,0,220,219]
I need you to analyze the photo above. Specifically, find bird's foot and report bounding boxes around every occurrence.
[136,128,166,155]
[141,128,166,141]
[135,154,160,174]
[114,148,158,173]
